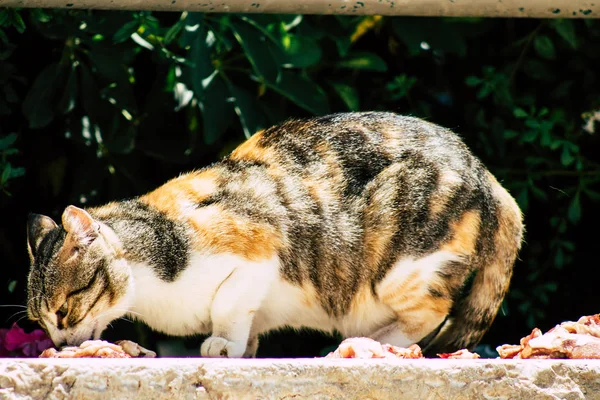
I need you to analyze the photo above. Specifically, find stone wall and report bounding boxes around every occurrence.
[1,358,600,399]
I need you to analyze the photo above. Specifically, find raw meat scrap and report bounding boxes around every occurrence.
[437,349,480,359]
[39,339,156,358]
[497,314,600,359]
[324,337,424,359]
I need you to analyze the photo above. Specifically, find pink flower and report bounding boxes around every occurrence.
[0,323,53,357]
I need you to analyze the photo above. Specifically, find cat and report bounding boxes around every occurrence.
[26,111,524,358]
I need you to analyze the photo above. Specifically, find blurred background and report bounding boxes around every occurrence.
[0,9,599,358]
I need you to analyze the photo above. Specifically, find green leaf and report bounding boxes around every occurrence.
[554,247,565,268]
[584,189,600,201]
[164,19,184,45]
[477,84,492,99]
[113,20,139,44]
[0,10,9,27]
[0,133,17,151]
[230,19,280,82]
[1,163,11,184]
[513,108,528,118]
[533,35,555,59]
[552,19,578,49]
[264,71,330,115]
[179,13,205,48]
[386,74,417,100]
[560,146,575,166]
[521,130,538,143]
[503,130,518,139]
[333,36,352,57]
[279,35,321,68]
[465,76,482,86]
[22,63,64,128]
[337,52,387,72]
[228,84,267,139]
[567,192,581,223]
[9,166,25,178]
[57,65,78,114]
[329,82,360,111]
[186,22,214,99]
[198,76,233,144]
[31,9,52,23]
[545,282,558,292]
[11,10,26,33]
[550,139,563,150]
[529,184,548,201]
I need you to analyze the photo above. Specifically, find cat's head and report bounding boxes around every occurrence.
[26,205,133,347]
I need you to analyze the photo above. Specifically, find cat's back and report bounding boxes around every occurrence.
[228,112,477,200]
[233,111,471,169]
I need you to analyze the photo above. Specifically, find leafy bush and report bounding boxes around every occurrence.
[1,8,599,356]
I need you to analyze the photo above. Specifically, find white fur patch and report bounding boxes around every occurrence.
[128,252,279,337]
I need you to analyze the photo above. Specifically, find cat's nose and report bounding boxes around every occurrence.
[53,338,66,348]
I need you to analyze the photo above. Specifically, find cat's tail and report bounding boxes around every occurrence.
[420,173,524,357]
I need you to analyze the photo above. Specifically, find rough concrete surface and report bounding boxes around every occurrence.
[1,358,600,400]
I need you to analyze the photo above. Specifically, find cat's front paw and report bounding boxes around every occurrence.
[201,336,245,358]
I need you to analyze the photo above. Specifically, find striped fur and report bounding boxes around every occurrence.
[26,111,524,356]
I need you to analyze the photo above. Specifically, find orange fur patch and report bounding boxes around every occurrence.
[441,210,481,256]
[378,271,420,304]
[396,300,451,339]
[188,205,280,261]
[229,130,275,164]
[140,169,219,219]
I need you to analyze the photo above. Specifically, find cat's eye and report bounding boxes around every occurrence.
[56,301,69,319]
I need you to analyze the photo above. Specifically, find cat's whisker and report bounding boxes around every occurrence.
[0,304,27,309]
[5,310,28,324]
[12,315,29,325]
[27,295,44,306]
[118,309,145,319]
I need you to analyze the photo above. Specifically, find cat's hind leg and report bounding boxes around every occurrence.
[372,251,467,347]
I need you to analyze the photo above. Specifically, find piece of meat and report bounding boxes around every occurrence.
[383,343,424,359]
[496,314,600,360]
[496,344,523,359]
[437,349,480,359]
[496,328,542,359]
[38,340,156,358]
[560,314,600,338]
[115,340,157,358]
[324,337,424,359]
[325,337,387,359]
[524,326,600,359]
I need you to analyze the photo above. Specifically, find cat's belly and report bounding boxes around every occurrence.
[256,279,396,338]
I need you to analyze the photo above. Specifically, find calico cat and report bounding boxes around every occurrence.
[26,111,524,358]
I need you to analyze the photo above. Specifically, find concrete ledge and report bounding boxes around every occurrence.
[2,0,599,18]
[1,358,600,399]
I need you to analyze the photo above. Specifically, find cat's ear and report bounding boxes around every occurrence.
[27,213,58,263]
[61,205,100,245]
